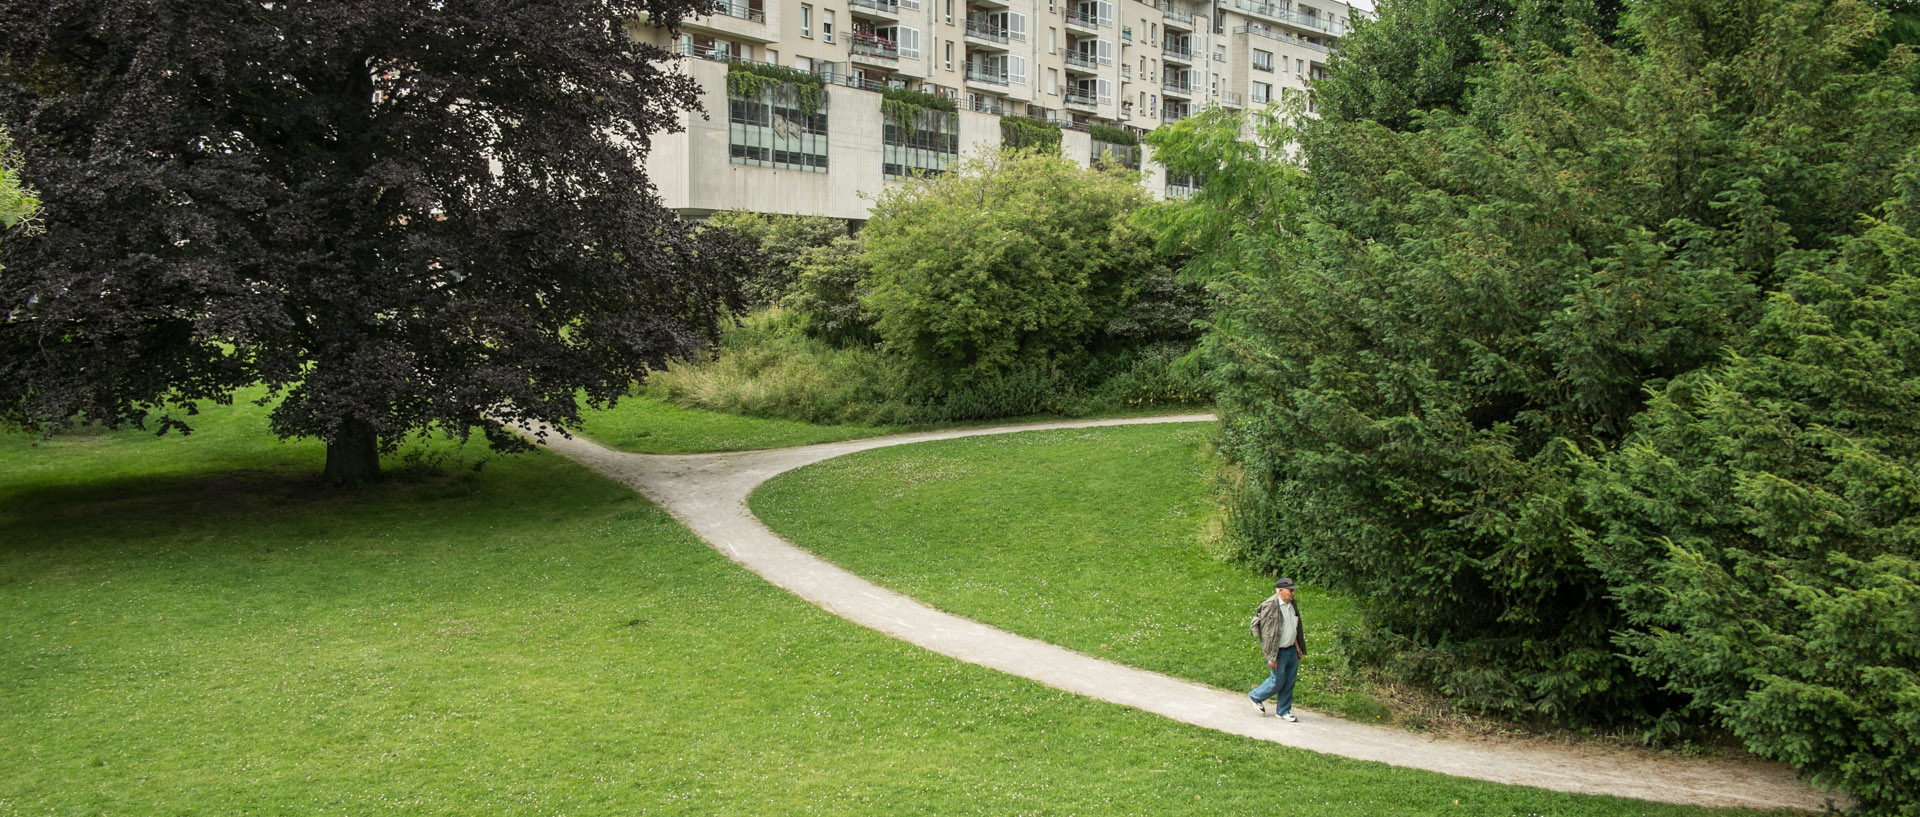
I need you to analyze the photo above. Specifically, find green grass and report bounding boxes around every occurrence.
[748,423,1387,720]
[2,408,1792,815]
[575,392,1211,455]
[577,393,891,453]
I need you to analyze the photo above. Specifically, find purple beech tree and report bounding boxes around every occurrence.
[0,0,742,483]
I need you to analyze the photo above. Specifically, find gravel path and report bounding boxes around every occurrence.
[541,413,1837,812]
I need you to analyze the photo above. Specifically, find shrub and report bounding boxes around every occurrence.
[1583,185,1920,814]
[783,234,877,347]
[862,149,1152,389]
[701,211,847,308]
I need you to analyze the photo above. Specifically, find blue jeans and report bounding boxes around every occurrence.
[1250,647,1300,714]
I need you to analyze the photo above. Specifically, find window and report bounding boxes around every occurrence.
[1047,68,1058,94]
[1296,58,1305,74]
[823,10,835,43]
[945,0,953,23]
[945,40,954,70]
[801,4,812,37]
[880,25,922,58]
[884,108,958,178]
[729,81,829,172]
[796,56,812,72]
[1251,81,1271,103]
[1049,27,1056,53]
[1253,49,1273,72]
[767,48,779,64]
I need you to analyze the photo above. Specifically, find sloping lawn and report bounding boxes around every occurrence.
[2,407,1787,815]
[751,422,1381,718]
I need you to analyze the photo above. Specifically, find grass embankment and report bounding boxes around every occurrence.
[2,405,1788,815]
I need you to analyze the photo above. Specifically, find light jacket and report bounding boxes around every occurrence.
[1250,595,1307,664]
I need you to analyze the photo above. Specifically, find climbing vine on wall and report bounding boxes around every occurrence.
[880,87,957,137]
[726,61,826,116]
[1087,123,1138,145]
[999,117,1063,153]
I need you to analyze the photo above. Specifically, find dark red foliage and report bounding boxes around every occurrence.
[0,0,742,481]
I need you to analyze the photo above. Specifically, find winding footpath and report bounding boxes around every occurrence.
[543,413,1837,812]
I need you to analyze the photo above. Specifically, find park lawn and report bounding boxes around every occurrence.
[749,423,1382,718]
[2,408,1788,815]
[575,392,1213,455]
[576,394,893,453]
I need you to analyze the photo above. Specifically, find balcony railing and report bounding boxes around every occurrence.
[1064,90,1099,108]
[1065,8,1100,28]
[1162,109,1187,122]
[1230,0,1345,36]
[1163,43,1195,61]
[707,1,767,23]
[848,0,899,15]
[964,18,1011,43]
[1235,24,1331,53]
[1064,51,1099,70]
[965,97,1007,115]
[1159,3,1196,27]
[965,66,1009,85]
[850,32,900,60]
[1162,78,1193,95]
[1121,25,1134,41]
[1221,90,1245,108]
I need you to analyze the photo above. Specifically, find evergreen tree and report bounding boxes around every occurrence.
[1181,0,1920,727]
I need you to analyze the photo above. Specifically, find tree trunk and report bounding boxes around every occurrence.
[323,418,381,485]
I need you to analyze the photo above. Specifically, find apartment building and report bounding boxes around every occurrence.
[633,0,1352,220]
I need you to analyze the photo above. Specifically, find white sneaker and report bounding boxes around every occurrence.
[1252,698,1266,715]
[1280,712,1298,722]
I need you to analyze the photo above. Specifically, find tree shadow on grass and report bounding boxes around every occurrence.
[0,463,490,558]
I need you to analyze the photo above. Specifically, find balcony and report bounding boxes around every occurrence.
[848,0,900,19]
[1120,64,1133,81]
[1160,4,1196,29]
[965,96,1007,115]
[683,0,776,42]
[1063,50,1100,74]
[965,65,1010,87]
[850,32,900,65]
[1162,43,1194,63]
[1064,90,1100,111]
[1230,0,1345,37]
[964,18,1012,48]
[1234,23,1331,53]
[1162,108,1187,123]
[1221,90,1245,108]
[1162,78,1194,97]
[1121,26,1134,42]
[1065,8,1100,32]
[707,0,766,23]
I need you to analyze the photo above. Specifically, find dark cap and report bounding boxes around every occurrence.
[1274,577,1297,590]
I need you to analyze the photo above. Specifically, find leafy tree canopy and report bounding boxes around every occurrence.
[0,126,37,232]
[1,0,742,483]
[860,149,1154,388]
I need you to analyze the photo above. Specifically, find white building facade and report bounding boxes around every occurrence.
[634,0,1352,219]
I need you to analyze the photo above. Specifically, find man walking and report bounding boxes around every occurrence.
[1249,577,1306,722]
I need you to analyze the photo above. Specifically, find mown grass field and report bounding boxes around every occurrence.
[747,422,1394,719]
[1,403,1792,815]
